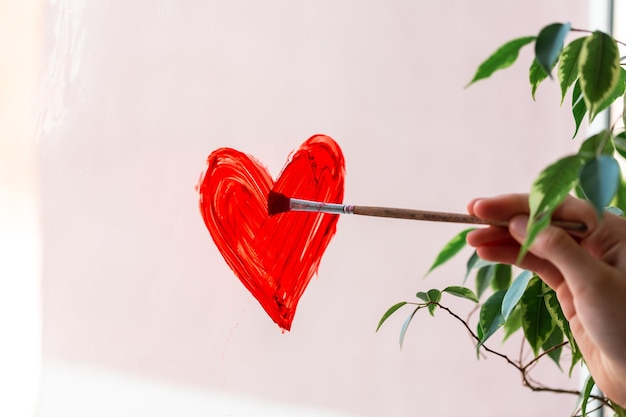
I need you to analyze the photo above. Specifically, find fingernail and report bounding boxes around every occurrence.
[467,198,483,215]
[510,215,528,238]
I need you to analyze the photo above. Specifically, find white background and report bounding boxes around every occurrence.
[1,1,601,416]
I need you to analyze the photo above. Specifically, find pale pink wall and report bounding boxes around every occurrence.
[38,1,589,416]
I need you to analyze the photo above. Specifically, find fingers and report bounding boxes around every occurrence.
[467,225,565,290]
[468,194,528,221]
[469,194,597,238]
[466,193,600,292]
[508,215,612,295]
[581,212,626,267]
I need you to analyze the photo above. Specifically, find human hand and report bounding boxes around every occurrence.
[466,194,626,408]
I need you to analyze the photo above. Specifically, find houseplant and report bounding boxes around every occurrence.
[377,22,626,416]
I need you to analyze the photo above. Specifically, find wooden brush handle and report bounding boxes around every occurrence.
[352,206,587,232]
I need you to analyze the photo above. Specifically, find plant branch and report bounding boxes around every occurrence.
[523,341,568,370]
[436,303,522,369]
[571,27,626,48]
[433,302,610,406]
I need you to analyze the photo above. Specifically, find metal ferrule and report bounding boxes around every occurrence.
[289,198,353,214]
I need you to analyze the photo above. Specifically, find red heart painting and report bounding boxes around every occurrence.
[197,135,345,331]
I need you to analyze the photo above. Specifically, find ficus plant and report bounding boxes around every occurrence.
[377,22,626,417]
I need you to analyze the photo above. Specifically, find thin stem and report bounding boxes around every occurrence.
[571,27,626,47]
[432,302,610,406]
[596,128,613,158]
[522,341,568,370]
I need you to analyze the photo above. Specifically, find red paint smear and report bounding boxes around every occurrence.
[197,135,345,331]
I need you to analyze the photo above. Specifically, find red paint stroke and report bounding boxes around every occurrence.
[197,135,345,331]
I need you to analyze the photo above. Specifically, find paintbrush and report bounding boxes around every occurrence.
[267,191,587,231]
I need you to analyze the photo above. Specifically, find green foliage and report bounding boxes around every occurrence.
[425,228,475,276]
[579,155,621,218]
[466,36,536,87]
[578,129,615,158]
[615,132,626,159]
[379,21,626,414]
[376,301,407,332]
[442,286,479,303]
[535,22,571,75]
[580,375,596,417]
[569,68,626,133]
[478,289,506,346]
[543,282,582,374]
[520,276,555,356]
[475,265,494,299]
[611,402,626,417]
[465,250,496,282]
[529,59,549,100]
[558,36,587,103]
[579,31,621,119]
[501,270,534,320]
[416,289,442,315]
[399,307,419,348]
[502,304,523,342]
[475,263,512,299]
[571,80,586,138]
[597,67,626,117]
[542,325,564,367]
[491,264,512,291]
[521,155,585,261]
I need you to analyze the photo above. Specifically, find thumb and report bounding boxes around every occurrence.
[509,215,605,290]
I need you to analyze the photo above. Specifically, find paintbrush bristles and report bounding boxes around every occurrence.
[267,191,291,215]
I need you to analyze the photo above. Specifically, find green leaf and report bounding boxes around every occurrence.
[615,131,626,159]
[427,289,442,303]
[476,265,495,299]
[467,36,536,87]
[579,31,621,119]
[476,321,484,358]
[443,285,479,303]
[520,155,585,261]
[612,174,626,214]
[425,228,475,276]
[520,276,555,356]
[475,263,511,298]
[578,129,615,159]
[502,270,534,320]
[592,67,626,120]
[611,402,626,417]
[571,79,587,138]
[535,22,571,76]
[542,325,564,368]
[578,67,626,125]
[502,304,523,342]
[427,289,441,316]
[491,264,512,291]
[529,59,550,100]
[543,284,576,350]
[581,375,595,417]
[579,155,620,218]
[478,290,507,346]
[399,307,419,348]
[543,283,583,374]
[558,36,587,103]
[376,301,407,332]
[569,347,583,377]
[416,292,429,302]
[606,206,625,216]
[464,251,496,283]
